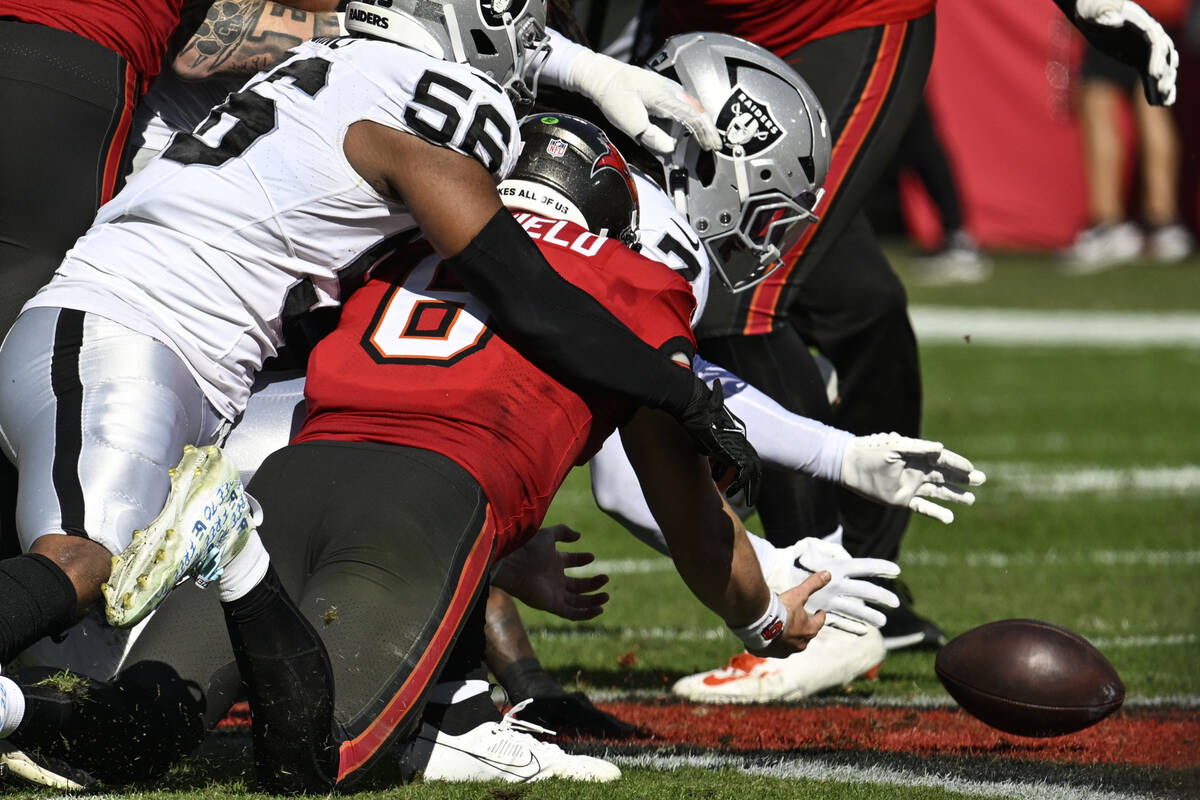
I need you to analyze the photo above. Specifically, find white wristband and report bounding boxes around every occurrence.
[728,593,788,651]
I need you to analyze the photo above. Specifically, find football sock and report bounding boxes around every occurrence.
[0,553,78,663]
[427,679,490,705]
[223,564,338,794]
[421,671,502,736]
[495,658,566,701]
[217,528,270,603]
[0,674,25,736]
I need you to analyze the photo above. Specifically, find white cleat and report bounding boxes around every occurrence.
[412,699,620,783]
[671,625,886,704]
[0,742,96,791]
[102,444,258,628]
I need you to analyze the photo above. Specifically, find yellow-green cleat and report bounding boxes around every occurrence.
[102,444,259,628]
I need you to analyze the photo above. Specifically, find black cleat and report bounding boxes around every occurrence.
[881,598,948,651]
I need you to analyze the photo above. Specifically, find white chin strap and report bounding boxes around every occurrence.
[345,3,445,58]
[441,3,468,64]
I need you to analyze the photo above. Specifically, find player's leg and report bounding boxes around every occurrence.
[1066,44,1144,270]
[0,308,225,664]
[232,441,498,790]
[0,22,138,336]
[695,15,937,658]
[246,441,619,785]
[788,213,921,565]
[696,326,842,545]
[1131,87,1193,261]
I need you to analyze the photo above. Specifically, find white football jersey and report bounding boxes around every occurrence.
[28,37,519,420]
[127,70,247,172]
[632,169,711,327]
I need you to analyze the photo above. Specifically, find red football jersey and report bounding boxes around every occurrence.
[297,213,698,555]
[0,0,183,87]
[660,0,935,55]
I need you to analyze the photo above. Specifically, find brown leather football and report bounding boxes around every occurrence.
[934,618,1125,737]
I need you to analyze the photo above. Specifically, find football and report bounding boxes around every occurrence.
[934,618,1125,737]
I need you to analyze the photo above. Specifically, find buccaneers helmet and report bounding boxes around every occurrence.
[499,113,639,247]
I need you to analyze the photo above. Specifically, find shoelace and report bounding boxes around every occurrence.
[497,698,557,738]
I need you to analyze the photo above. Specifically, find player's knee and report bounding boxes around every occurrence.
[28,533,112,613]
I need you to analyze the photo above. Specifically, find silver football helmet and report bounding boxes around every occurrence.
[344,0,551,110]
[645,33,831,292]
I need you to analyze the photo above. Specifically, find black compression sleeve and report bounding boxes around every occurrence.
[444,209,698,413]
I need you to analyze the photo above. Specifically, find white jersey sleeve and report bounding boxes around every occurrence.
[27,37,520,421]
[692,355,852,481]
[632,169,711,327]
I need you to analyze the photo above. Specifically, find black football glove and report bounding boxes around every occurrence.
[676,378,761,505]
[518,692,640,740]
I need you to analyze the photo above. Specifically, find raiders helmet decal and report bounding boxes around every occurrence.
[715,87,784,157]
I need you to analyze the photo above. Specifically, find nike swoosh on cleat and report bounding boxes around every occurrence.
[447,744,542,778]
[701,669,778,687]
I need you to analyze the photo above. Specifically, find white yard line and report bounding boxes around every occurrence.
[986,464,1200,496]
[613,752,1167,800]
[909,306,1200,348]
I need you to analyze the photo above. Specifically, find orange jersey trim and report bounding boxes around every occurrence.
[335,507,496,782]
[99,61,137,203]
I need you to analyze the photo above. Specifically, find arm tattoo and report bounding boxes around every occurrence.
[175,0,341,79]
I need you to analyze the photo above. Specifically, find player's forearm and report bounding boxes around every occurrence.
[663,493,770,628]
[174,1,341,80]
[444,210,700,413]
[620,410,770,627]
[692,356,852,481]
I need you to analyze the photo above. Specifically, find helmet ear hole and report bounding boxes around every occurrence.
[760,169,772,181]
[471,29,498,56]
[695,150,716,187]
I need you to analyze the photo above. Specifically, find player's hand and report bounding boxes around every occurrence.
[754,571,829,658]
[496,525,609,621]
[677,379,761,504]
[566,50,721,154]
[1071,0,1178,105]
[766,537,900,635]
[840,433,986,524]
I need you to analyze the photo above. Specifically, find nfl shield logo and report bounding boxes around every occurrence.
[547,138,568,157]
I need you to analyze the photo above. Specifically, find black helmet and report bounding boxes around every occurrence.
[499,113,639,248]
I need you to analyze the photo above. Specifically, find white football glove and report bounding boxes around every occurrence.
[841,433,986,525]
[565,49,721,155]
[765,537,900,636]
[1073,0,1178,105]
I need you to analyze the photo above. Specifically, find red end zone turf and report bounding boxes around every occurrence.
[220,701,1200,770]
[594,703,1199,769]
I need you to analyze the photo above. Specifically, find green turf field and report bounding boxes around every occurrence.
[526,250,1200,703]
[19,250,1200,799]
